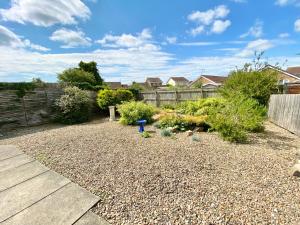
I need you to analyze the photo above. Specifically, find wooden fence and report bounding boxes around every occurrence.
[268,94,300,136]
[140,88,218,107]
[0,88,63,131]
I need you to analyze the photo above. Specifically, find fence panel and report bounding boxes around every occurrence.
[140,88,218,107]
[268,94,300,136]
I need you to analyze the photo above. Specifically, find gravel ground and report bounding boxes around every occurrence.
[1,119,300,225]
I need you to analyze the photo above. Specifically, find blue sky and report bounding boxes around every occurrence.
[0,0,300,83]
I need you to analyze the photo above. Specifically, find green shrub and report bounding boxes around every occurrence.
[58,68,97,85]
[55,86,92,124]
[157,114,207,131]
[176,98,225,116]
[192,134,201,142]
[97,89,134,111]
[161,128,173,137]
[117,101,156,125]
[161,104,176,110]
[220,69,278,106]
[141,131,151,138]
[208,96,266,142]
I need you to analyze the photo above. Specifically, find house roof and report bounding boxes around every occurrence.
[168,77,189,82]
[200,75,227,84]
[146,77,162,83]
[264,65,300,80]
[287,67,300,77]
[105,82,122,89]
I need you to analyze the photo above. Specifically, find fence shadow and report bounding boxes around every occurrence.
[248,129,298,151]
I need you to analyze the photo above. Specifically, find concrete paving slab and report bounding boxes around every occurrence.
[0,154,34,172]
[0,161,49,192]
[0,171,71,222]
[2,182,100,225]
[0,145,22,161]
[74,211,110,225]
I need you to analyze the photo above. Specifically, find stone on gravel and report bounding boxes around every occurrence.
[186,130,193,136]
[291,164,300,177]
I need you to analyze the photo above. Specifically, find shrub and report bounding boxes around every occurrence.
[58,68,96,85]
[161,104,176,110]
[97,89,134,111]
[141,131,151,138]
[207,96,266,142]
[220,69,278,106]
[161,128,173,137]
[117,101,156,125]
[157,114,207,131]
[176,98,225,116]
[78,61,103,85]
[192,134,201,142]
[55,86,92,124]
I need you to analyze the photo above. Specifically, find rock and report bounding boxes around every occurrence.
[291,164,300,177]
[186,130,193,136]
[194,127,204,132]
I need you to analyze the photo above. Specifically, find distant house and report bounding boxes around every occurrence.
[105,82,128,90]
[167,77,189,87]
[263,65,300,84]
[190,75,227,88]
[145,77,163,89]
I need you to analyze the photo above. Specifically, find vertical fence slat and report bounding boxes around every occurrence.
[268,94,300,136]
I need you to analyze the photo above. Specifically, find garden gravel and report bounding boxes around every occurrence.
[1,119,300,225]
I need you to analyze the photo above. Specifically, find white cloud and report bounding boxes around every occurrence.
[295,19,300,32]
[236,39,274,57]
[211,20,231,34]
[240,20,264,38]
[0,25,49,52]
[50,28,91,48]
[0,0,91,27]
[187,5,231,35]
[166,36,177,44]
[188,5,229,25]
[96,28,157,50]
[0,43,299,83]
[275,0,300,6]
[278,33,290,38]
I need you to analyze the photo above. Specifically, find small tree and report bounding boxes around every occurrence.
[79,61,103,85]
[58,68,96,85]
[220,54,279,106]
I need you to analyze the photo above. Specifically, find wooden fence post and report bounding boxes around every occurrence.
[21,96,29,126]
[175,90,179,104]
[155,91,160,107]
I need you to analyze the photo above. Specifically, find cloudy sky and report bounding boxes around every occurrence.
[0,0,300,83]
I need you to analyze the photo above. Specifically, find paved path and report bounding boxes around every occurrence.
[0,145,110,225]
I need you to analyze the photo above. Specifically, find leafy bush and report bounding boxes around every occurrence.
[161,104,176,110]
[97,89,134,111]
[220,69,278,106]
[58,68,97,85]
[157,114,207,131]
[176,98,225,116]
[117,101,156,125]
[78,61,103,85]
[207,96,266,142]
[55,86,92,124]
[141,131,151,138]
